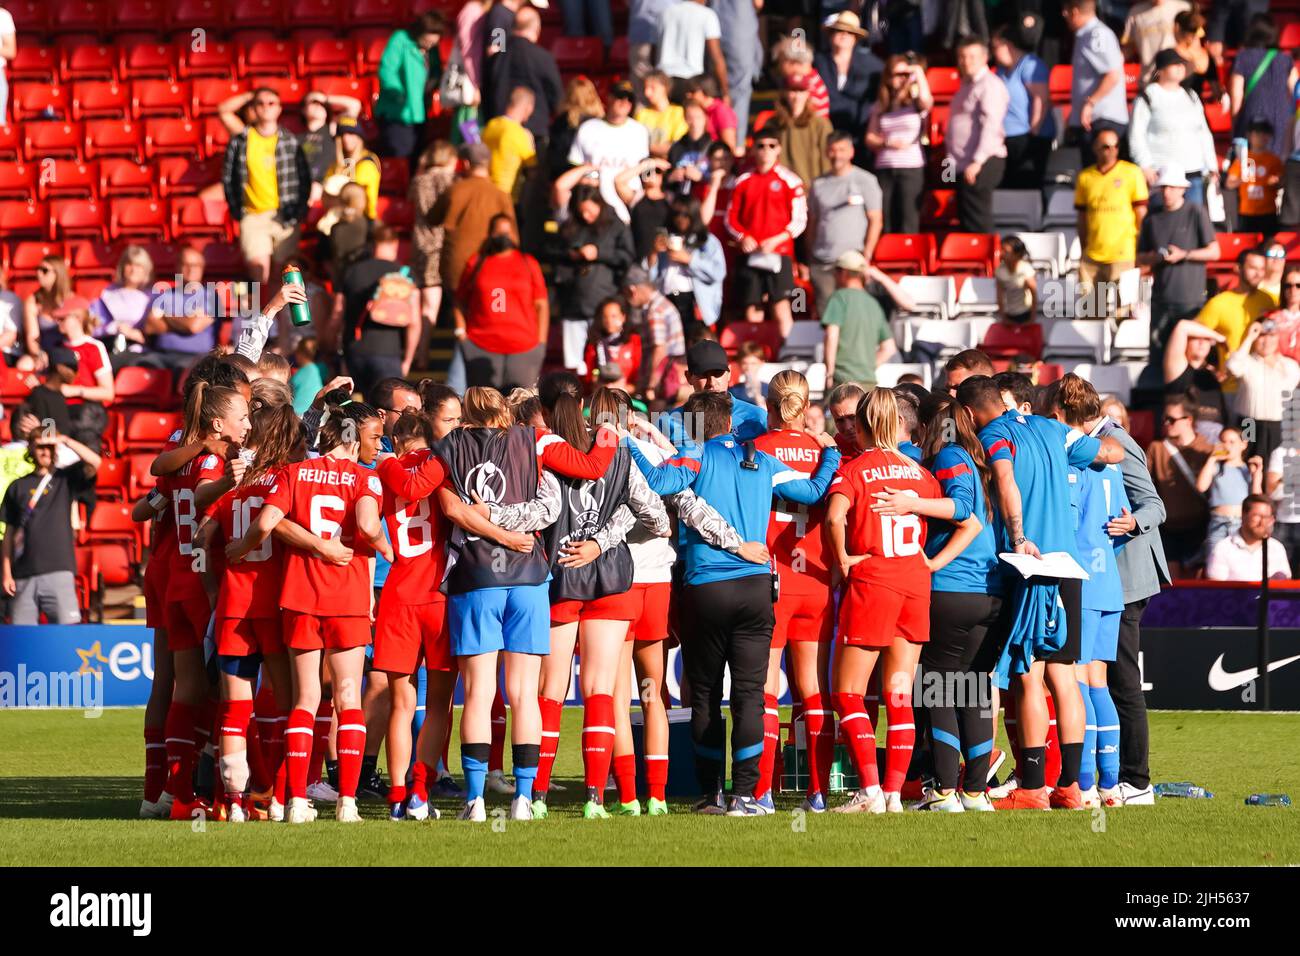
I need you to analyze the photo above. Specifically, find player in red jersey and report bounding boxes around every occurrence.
[227,402,393,824]
[826,382,866,460]
[827,388,943,814]
[753,370,836,812]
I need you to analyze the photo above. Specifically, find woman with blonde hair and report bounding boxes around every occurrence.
[864,55,933,234]
[92,245,155,368]
[21,255,71,369]
[548,76,606,181]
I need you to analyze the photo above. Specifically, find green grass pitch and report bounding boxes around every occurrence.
[1,708,1297,866]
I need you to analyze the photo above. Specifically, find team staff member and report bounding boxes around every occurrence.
[657,339,767,457]
[630,390,841,816]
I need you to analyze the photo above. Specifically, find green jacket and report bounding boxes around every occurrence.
[375,29,431,125]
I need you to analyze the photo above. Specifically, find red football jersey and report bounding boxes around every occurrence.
[754,429,830,591]
[212,470,285,620]
[264,455,382,617]
[161,451,226,603]
[379,450,452,605]
[828,448,941,598]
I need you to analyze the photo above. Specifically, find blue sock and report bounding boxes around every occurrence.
[1090,684,1121,790]
[512,744,540,801]
[1078,682,1097,791]
[410,667,427,739]
[462,743,490,802]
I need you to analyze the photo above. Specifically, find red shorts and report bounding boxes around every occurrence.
[838,582,929,648]
[282,610,372,651]
[773,586,833,648]
[144,558,168,629]
[549,589,639,626]
[372,595,452,674]
[216,616,284,657]
[627,582,672,642]
[166,596,213,652]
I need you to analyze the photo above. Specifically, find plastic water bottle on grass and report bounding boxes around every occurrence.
[1244,793,1292,807]
[1153,782,1213,799]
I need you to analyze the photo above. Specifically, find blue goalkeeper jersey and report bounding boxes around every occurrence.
[629,435,840,586]
[926,443,1005,595]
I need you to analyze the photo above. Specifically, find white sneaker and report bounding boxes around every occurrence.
[227,802,248,823]
[988,776,1019,800]
[831,786,886,814]
[959,791,996,812]
[336,796,362,823]
[139,798,165,819]
[485,770,513,795]
[287,797,316,824]
[144,791,174,819]
[458,796,487,822]
[1109,782,1154,806]
[268,798,285,823]
[306,781,338,803]
[884,791,904,813]
[914,789,965,812]
[1099,785,1122,807]
[509,795,533,821]
[1080,785,1101,809]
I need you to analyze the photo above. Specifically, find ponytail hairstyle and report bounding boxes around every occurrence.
[180,380,243,446]
[538,371,592,452]
[461,386,514,430]
[857,387,905,462]
[391,408,435,453]
[182,353,251,404]
[249,377,293,413]
[767,369,810,428]
[588,386,632,433]
[921,393,993,521]
[507,386,545,426]
[318,401,381,451]
[245,403,304,485]
[418,380,460,417]
[1052,372,1103,428]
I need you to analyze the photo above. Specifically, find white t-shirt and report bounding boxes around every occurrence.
[567,117,651,223]
[0,290,20,356]
[1206,533,1292,582]
[0,8,13,72]
[656,1,721,79]
[1268,446,1300,525]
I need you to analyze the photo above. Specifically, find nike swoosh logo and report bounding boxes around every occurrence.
[1207,654,1300,692]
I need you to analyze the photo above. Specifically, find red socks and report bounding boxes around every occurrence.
[645,754,668,801]
[307,700,333,787]
[144,726,166,803]
[535,697,563,794]
[410,761,434,802]
[163,702,198,801]
[581,694,616,793]
[1045,693,1061,787]
[217,698,255,805]
[883,693,916,794]
[832,692,879,789]
[264,712,287,805]
[613,753,637,804]
[335,708,366,799]
[802,694,834,797]
[754,693,780,799]
[489,689,507,773]
[865,671,881,731]
[285,708,315,800]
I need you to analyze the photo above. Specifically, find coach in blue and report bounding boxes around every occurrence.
[630,390,840,816]
[656,340,768,458]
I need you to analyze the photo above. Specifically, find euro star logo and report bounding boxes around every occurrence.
[75,641,110,675]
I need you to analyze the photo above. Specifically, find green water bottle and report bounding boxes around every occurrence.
[281,264,312,327]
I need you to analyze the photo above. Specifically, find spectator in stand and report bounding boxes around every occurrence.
[1196,247,1277,356]
[1163,318,1229,435]
[482,0,523,76]
[549,77,605,181]
[1174,9,1225,103]
[486,6,564,147]
[2,430,100,625]
[568,81,652,224]
[1260,240,1287,300]
[657,0,728,103]
[1206,0,1270,60]
[805,130,883,314]
[1266,442,1300,567]
[821,251,901,390]
[666,101,713,199]
[709,0,762,142]
[1128,51,1217,208]
[325,116,383,219]
[92,246,155,371]
[375,11,447,167]
[624,265,686,403]
[453,1,489,103]
[455,214,549,390]
[947,36,1009,235]
[221,86,311,288]
[1123,0,1191,79]
[1206,494,1292,580]
[804,402,826,437]
[813,11,882,142]
[616,158,673,262]
[1100,395,1131,431]
[341,224,421,397]
[1137,168,1220,348]
[410,140,459,352]
[724,126,807,338]
[992,21,1056,190]
[865,54,932,235]
[1226,118,1283,234]
[0,272,18,367]
[483,87,538,202]
[433,143,517,295]
[1146,392,1213,576]
[583,296,642,392]
[142,246,219,372]
[647,194,728,330]
[772,73,833,190]
[728,340,768,405]
[291,338,328,416]
[636,71,688,159]
[1229,14,1297,159]
[995,236,1038,324]
[1226,319,1300,466]
[0,7,14,126]
[1266,265,1300,362]
[20,255,69,371]
[772,34,831,120]
[1196,425,1264,549]
[51,296,114,452]
[1062,0,1129,145]
[548,183,637,374]
[685,75,738,155]
[561,0,614,50]
[1075,129,1149,303]
[629,0,677,94]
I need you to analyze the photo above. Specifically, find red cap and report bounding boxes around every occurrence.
[51,294,92,318]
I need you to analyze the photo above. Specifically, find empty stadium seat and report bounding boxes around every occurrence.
[0,366,35,404]
[204,116,232,158]
[874,362,931,388]
[897,275,957,321]
[1045,319,1110,364]
[116,0,172,33]
[61,43,118,84]
[926,67,961,102]
[301,37,356,76]
[347,0,411,28]
[51,199,108,240]
[73,277,111,301]
[0,201,49,241]
[921,189,959,228]
[193,241,242,279]
[230,0,283,29]
[119,41,176,83]
[955,276,999,316]
[171,196,230,241]
[99,159,156,199]
[40,160,97,201]
[129,454,160,502]
[608,35,630,70]
[139,242,178,277]
[0,125,20,161]
[1016,232,1068,277]
[903,318,974,359]
[241,39,298,78]
[110,199,169,241]
[75,546,99,621]
[311,76,375,114]
[94,541,137,596]
[376,196,414,231]
[176,39,237,81]
[72,81,131,121]
[1040,188,1076,230]
[84,120,143,161]
[114,366,175,409]
[293,0,345,27]
[84,502,140,562]
[123,411,185,453]
[8,46,59,84]
[157,156,219,196]
[779,321,825,360]
[250,77,305,107]
[6,242,62,280]
[981,320,1044,360]
[552,36,606,73]
[1111,312,1151,362]
[873,234,935,275]
[0,163,36,201]
[937,233,998,277]
[1211,232,1264,283]
[1048,64,1072,103]
[24,120,83,161]
[94,457,129,501]
[68,239,120,278]
[993,190,1043,232]
[191,78,244,116]
[132,80,191,120]
[379,161,410,198]
[144,118,203,159]
[54,0,105,33]
[169,0,230,33]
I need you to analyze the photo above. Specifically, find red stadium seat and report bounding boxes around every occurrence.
[311,76,374,114]
[718,322,783,361]
[0,201,50,241]
[75,546,100,621]
[99,158,157,199]
[229,0,282,29]
[347,0,411,28]
[72,81,132,121]
[85,502,140,561]
[177,39,237,80]
[73,277,111,301]
[119,41,176,82]
[4,0,47,34]
[7,242,64,280]
[241,39,298,78]
[551,36,605,73]
[1283,22,1300,49]
[51,199,108,241]
[144,118,202,159]
[1203,98,1232,135]
[376,196,414,232]
[38,160,97,201]
[169,0,230,33]
[927,105,949,151]
[68,239,120,279]
[115,366,175,409]
[0,126,21,161]
[128,454,160,499]
[116,0,171,32]
[204,116,232,158]
[873,234,935,275]
[293,0,344,27]
[981,320,1044,360]
[249,76,305,107]
[53,0,106,34]
[1123,62,1141,98]
[379,161,410,197]
[123,411,185,453]
[12,84,72,122]
[1128,409,1155,449]
[937,233,999,277]
[94,456,129,501]
[354,27,392,75]
[157,156,219,197]
[0,366,36,404]
[0,163,37,201]
[84,120,144,161]
[139,242,178,277]
[7,47,59,84]
[1211,232,1265,283]
[926,67,961,103]
[1049,64,1072,104]
[110,198,169,241]
[608,36,630,70]
[300,37,356,77]
[61,42,118,84]
[132,80,191,120]
[922,189,960,228]
[191,78,244,117]
[94,541,136,593]
[171,196,230,241]
[194,241,243,279]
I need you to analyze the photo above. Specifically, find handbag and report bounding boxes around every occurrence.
[438,44,477,109]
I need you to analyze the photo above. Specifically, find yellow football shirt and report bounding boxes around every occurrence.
[635,105,688,149]
[1074,161,1149,264]
[243,127,280,215]
[482,116,536,202]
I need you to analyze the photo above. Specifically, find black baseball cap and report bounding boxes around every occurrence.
[47,346,78,370]
[687,340,729,378]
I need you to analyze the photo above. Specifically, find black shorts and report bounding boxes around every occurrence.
[736,256,795,308]
[1046,576,1082,665]
[923,591,1004,673]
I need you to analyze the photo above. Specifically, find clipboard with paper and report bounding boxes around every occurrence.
[998,551,1090,580]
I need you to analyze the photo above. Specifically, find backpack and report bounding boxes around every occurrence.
[364,268,418,329]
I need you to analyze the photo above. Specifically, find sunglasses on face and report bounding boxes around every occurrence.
[755,142,779,150]
[1164,415,1189,424]
[1097,142,1119,150]
[36,265,51,274]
